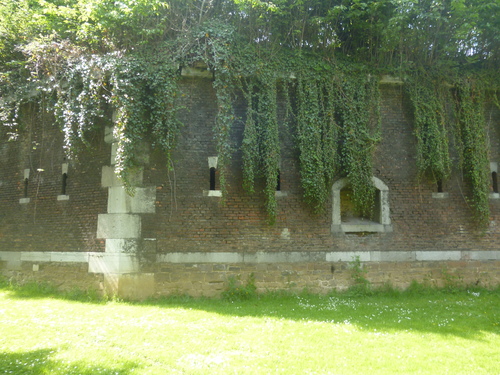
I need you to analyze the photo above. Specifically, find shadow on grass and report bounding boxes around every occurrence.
[0,348,140,374]
[1,278,499,340]
[0,279,106,304]
[139,289,500,340]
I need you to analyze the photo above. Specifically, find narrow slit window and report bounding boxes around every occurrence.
[437,179,443,193]
[23,178,29,198]
[492,172,498,193]
[276,170,281,191]
[209,167,216,190]
[61,173,68,195]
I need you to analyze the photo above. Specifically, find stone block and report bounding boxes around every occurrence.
[416,251,461,261]
[0,252,21,270]
[101,166,122,188]
[104,126,116,143]
[97,213,141,239]
[462,251,500,261]
[49,252,88,263]
[101,166,144,188]
[107,186,156,214]
[104,273,155,300]
[158,252,243,263]
[88,252,140,274]
[371,251,415,262]
[326,251,370,262]
[21,252,51,262]
[105,239,139,254]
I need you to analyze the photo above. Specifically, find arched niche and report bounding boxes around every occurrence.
[331,177,392,234]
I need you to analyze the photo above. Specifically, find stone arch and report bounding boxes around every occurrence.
[331,176,392,233]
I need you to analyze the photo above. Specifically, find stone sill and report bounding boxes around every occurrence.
[19,198,30,204]
[490,193,500,199]
[332,223,393,233]
[432,192,449,199]
[57,195,70,201]
[203,190,222,197]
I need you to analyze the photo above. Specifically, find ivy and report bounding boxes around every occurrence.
[294,67,380,217]
[212,72,234,201]
[1,1,498,227]
[405,72,451,184]
[54,55,111,159]
[240,74,280,223]
[241,79,258,195]
[453,79,490,227]
[335,74,380,218]
[296,75,331,213]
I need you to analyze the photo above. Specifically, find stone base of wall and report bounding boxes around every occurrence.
[153,260,500,297]
[3,259,498,299]
[0,261,104,293]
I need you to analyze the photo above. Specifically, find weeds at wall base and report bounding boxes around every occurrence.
[1,274,499,302]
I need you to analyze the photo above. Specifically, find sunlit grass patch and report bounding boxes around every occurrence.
[0,282,499,374]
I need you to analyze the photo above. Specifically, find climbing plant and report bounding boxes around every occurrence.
[1,0,499,226]
[405,72,452,184]
[293,65,380,217]
[453,79,490,226]
[295,74,333,213]
[240,74,280,223]
[334,73,381,218]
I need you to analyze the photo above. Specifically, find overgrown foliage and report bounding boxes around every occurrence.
[453,79,491,226]
[405,72,452,184]
[1,0,499,224]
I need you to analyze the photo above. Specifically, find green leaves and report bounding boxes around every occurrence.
[406,73,451,183]
[454,79,490,227]
[295,69,379,217]
[240,74,280,223]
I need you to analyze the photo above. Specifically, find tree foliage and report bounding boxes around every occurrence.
[1,0,499,224]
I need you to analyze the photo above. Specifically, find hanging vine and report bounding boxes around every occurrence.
[405,73,451,184]
[293,67,380,217]
[212,72,234,201]
[1,2,497,228]
[241,79,259,195]
[453,79,490,227]
[296,75,331,213]
[335,73,381,218]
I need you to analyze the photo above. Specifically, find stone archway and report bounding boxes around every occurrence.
[331,177,392,233]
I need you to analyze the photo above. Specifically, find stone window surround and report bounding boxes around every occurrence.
[490,162,499,199]
[203,157,288,198]
[331,176,392,233]
[203,156,222,197]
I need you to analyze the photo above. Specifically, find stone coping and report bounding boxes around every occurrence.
[1,250,499,265]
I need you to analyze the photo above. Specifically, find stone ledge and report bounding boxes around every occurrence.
[203,190,222,197]
[2,250,500,266]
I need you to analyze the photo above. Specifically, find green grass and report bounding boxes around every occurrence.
[0,281,499,374]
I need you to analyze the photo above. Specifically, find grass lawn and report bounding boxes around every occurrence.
[0,283,499,375]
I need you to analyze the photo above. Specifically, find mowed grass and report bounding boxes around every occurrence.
[0,282,499,375]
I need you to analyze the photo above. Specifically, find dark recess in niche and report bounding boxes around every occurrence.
[209,167,216,190]
[61,173,68,195]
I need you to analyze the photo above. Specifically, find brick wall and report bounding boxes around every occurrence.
[0,105,108,254]
[142,79,500,255]
[1,76,500,298]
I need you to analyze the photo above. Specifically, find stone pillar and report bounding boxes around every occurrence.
[89,126,156,300]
